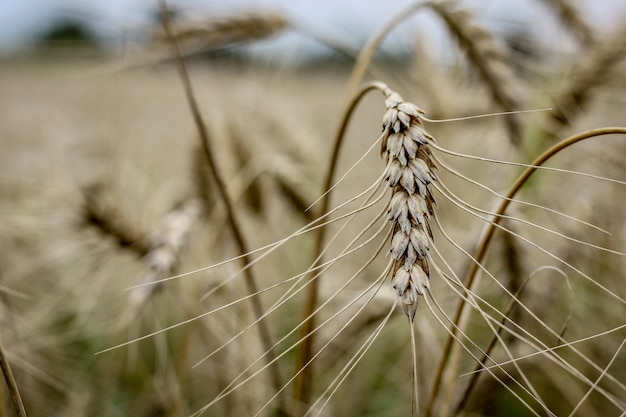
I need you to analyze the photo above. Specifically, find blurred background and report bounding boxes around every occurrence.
[2,0,626,59]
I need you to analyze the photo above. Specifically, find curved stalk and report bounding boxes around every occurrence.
[0,338,27,417]
[293,80,390,410]
[423,127,626,417]
[158,1,285,413]
[343,1,432,103]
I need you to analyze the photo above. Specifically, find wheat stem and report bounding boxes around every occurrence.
[454,267,572,414]
[410,318,420,417]
[423,127,626,417]
[432,215,626,408]
[157,1,285,411]
[424,290,547,417]
[431,216,626,409]
[0,337,27,417]
[293,80,390,408]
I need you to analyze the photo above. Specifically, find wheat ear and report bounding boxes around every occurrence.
[429,0,525,145]
[546,24,626,139]
[158,2,285,412]
[124,199,201,323]
[153,13,288,50]
[380,88,437,319]
[292,80,438,409]
[81,184,150,256]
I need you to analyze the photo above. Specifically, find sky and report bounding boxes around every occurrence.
[1,0,625,59]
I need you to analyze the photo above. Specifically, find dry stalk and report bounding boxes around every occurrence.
[538,0,595,46]
[192,144,217,216]
[499,220,526,329]
[158,2,285,412]
[546,23,626,140]
[293,81,389,408]
[423,127,626,417]
[429,0,525,145]
[0,336,27,417]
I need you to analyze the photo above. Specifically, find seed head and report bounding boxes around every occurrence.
[381,88,436,320]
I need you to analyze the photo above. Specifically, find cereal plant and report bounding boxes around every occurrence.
[1,0,626,416]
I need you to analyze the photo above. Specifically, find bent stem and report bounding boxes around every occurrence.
[293,80,390,410]
[453,266,573,414]
[423,127,626,417]
[158,1,285,412]
[343,0,431,103]
[0,338,27,417]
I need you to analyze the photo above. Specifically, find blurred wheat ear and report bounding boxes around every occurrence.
[81,183,150,256]
[152,13,288,50]
[545,22,626,140]
[428,0,526,146]
[158,2,287,413]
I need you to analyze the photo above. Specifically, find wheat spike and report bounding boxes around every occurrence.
[429,0,525,145]
[380,88,437,320]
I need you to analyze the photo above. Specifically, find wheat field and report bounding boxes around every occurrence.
[1,1,626,416]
